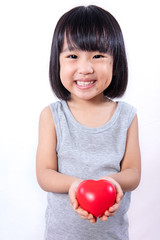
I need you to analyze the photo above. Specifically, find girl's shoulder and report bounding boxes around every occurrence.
[118,101,136,115]
[39,105,56,134]
[40,105,53,123]
[49,100,63,111]
[117,101,137,128]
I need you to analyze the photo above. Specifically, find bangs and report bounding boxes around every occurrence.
[60,6,115,54]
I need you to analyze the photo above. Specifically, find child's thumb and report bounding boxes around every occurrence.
[73,201,78,209]
[69,188,78,209]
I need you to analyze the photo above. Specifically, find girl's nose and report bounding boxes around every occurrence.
[77,60,94,75]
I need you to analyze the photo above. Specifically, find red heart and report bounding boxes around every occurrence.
[76,179,116,217]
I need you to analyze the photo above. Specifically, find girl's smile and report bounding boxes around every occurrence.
[59,38,114,101]
[74,79,96,89]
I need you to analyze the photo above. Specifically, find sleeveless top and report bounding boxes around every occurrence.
[44,100,136,240]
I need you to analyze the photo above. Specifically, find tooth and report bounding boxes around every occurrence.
[77,81,94,86]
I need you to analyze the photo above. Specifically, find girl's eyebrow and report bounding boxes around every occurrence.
[62,44,83,53]
[62,47,78,53]
[61,48,69,53]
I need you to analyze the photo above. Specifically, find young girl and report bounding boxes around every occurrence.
[36,5,141,240]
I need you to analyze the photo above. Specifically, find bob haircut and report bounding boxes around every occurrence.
[49,5,128,100]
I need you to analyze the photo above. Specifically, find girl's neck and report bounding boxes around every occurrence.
[67,94,111,110]
[66,94,117,128]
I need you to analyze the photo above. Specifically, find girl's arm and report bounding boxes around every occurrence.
[36,106,79,193]
[36,107,95,223]
[108,114,141,192]
[99,114,141,221]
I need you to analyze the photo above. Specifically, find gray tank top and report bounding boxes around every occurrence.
[45,100,136,240]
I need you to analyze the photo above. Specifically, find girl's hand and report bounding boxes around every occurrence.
[98,176,124,222]
[69,179,97,223]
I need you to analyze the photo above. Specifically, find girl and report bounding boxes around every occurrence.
[36,5,141,240]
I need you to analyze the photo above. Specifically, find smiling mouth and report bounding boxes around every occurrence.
[75,80,96,87]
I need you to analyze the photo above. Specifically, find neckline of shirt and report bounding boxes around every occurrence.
[61,100,122,133]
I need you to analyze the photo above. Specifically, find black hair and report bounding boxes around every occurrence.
[49,5,128,100]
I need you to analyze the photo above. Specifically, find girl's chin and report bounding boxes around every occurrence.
[71,92,103,102]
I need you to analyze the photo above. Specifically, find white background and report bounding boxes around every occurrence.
[0,0,160,239]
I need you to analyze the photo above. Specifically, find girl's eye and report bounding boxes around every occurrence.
[68,55,78,59]
[93,55,104,59]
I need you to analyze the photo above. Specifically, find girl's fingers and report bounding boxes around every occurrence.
[69,179,84,209]
[88,213,97,223]
[76,207,89,217]
[70,199,78,211]
[104,210,110,217]
[108,202,120,216]
[99,215,109,221]
[89,217,97,223]
[75,207,97,223]
[109,203,119,212]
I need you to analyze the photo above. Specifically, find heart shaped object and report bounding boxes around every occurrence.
[76,179,116,217]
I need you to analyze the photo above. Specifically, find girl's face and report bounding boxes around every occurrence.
[59,38,113,102]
